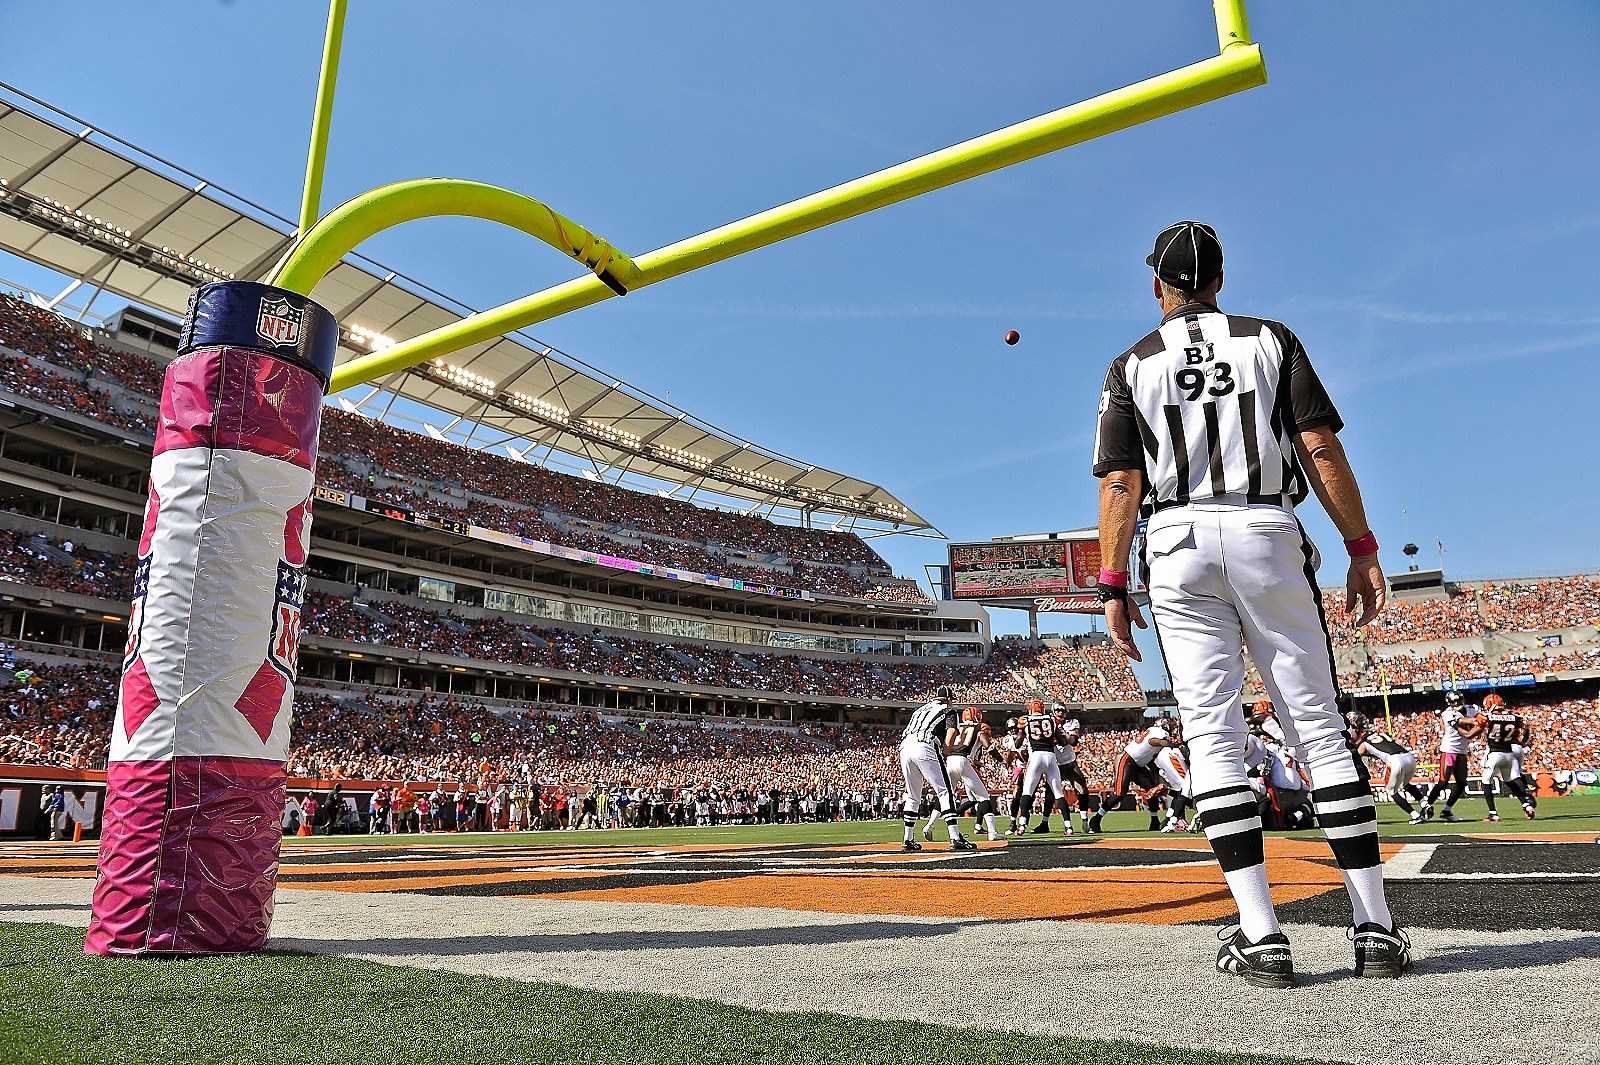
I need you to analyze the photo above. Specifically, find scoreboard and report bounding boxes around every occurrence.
[947,532,1102,610]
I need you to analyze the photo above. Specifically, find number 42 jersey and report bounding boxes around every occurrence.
[1093,304,1343,509]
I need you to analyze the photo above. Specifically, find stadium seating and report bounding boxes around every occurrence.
[0,293,899,600]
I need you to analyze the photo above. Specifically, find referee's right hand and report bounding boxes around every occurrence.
[1106,596,1146,661]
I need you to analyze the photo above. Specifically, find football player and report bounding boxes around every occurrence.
[1090,714,1182,833]
[1055,712,1098,835]
[1014,699,1072,837]
[921,708,1003,841]
[1000,716,1029,833]
[1245,723,1313,830]
[1423,692,1477,823]
[1154,733,1196,832]
[1478,693,1536,822]
[1347,712,1430,825]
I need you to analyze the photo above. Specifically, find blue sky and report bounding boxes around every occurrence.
[2,2,1597,683]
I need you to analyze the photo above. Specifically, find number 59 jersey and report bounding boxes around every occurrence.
[1093,305,1342,508]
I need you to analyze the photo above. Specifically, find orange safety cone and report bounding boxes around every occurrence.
[72,822,82,843]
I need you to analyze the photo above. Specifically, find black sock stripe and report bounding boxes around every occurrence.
[1327,834,1382,870]
[1209,830,1266,873]
[1315,806,1378,829]
[1197,800,1260,827]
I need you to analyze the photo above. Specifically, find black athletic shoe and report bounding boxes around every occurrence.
[1087,813,1103,834]
[1215,927,1295,989]
[1351,923,1414,978]
[1030,823,1051,834]
[950,837,978,851]
[901,840,922,852]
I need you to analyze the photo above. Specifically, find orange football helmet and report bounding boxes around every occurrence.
[1252,700,1275,717]
[1025,698,1044,713]
[1483,693,1506,711]
[961,707,983,724]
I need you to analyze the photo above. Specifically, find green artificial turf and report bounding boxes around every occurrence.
[0,922,1328,1065]
[281,792,1600,849]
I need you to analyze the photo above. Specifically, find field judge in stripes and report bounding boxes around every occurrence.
[1091,221,1412,987]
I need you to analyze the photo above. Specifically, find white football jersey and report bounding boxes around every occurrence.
[1439,709,1468,754]
[1124,724,1170,766]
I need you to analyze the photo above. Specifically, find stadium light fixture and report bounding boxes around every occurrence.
[270,0,1266,394]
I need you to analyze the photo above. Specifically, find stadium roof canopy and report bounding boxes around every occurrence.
[0,85,935,536]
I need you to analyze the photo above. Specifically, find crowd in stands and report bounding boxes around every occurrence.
[1480,575,1600,632]
[0,657,116,769]
[1007,637,1144,705]
[302,590,1025,704]
[1322,591,1484,647]
[6,646,1600,836]
[1342,648,1490,688]
[862,582,934,605]
[0,293,912,600]
[0,530,132,601]
[314,408,888,572]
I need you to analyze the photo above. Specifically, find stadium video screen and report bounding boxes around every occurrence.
[947,536,1101,601]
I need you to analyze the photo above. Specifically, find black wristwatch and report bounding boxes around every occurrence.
[1096,582,1128,604]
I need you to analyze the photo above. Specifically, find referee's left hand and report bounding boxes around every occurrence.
[1105,596,1146,661]
[1346,554,1386,628]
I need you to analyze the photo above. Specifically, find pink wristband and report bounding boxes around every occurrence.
[1098,568,1129,588]
[1344,532,1379,557]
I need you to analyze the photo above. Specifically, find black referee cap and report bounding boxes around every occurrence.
[1147,220,1223,290]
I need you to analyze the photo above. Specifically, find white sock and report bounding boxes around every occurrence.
[1223,864,1282,942]
[983,813,998,837]
[1342,866,1392,929]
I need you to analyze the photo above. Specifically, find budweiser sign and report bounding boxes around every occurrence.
[1033,595,1100,613]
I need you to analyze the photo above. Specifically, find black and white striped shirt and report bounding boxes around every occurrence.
[1093,303,1342,509]
[902,700,955,745]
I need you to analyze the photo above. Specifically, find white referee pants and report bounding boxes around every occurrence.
[900,741,953,810]
[1144,500,1367,815]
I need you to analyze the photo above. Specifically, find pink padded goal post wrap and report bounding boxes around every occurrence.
[87,281,337,956]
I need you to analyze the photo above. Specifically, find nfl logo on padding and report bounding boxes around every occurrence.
[267,560,306,681]
[123,555,151,670]
[256,296,302,346]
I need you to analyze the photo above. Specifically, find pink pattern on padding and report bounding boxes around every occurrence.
[87,757,284,956]
[120,656,159,741]
[153,347,323,470]
[283,495,311,566]
[233,658,286,744]
[136,483,161,555]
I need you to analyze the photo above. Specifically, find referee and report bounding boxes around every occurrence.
[1092,221,1411,987]
[898,686,977,852]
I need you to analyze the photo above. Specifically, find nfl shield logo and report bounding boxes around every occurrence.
[267,560,307,681]
[123,555,151,670]
[256,296,302,347]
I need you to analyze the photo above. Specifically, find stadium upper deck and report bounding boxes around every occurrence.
[0,89,928,534]
[0,292,918,600]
